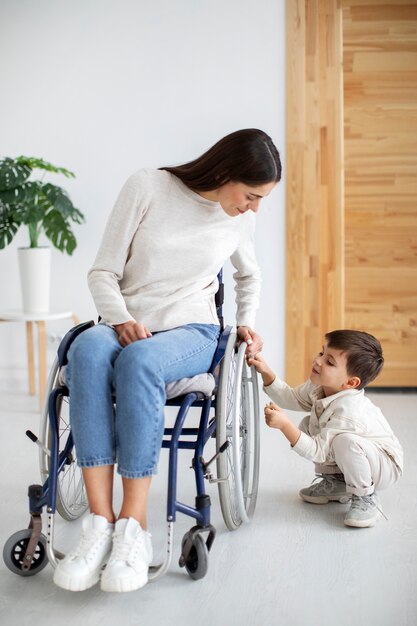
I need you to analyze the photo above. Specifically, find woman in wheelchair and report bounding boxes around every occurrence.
[53,128,282,593]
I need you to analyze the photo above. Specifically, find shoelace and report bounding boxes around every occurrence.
[73,530,108,560]
[110,532,144,562]
[351,495,388,520]
[310,474,343,494]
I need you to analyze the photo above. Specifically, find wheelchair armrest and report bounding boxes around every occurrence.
[57,320,95,366]
[209,325,233,375]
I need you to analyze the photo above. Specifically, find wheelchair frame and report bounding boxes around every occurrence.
[3,276,261,582]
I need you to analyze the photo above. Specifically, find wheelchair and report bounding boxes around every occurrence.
[3,276,261,582]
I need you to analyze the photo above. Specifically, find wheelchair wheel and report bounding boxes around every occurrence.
[3,530,48,577]
[180,532,208,580]
[39,357,88,521]
[216,330,260,530]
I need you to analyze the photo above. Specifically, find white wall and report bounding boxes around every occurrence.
[0,0,286,378]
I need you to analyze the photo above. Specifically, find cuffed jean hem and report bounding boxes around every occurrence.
[77,457,116,468]
[346,483,376,497]
[116,466,158,479]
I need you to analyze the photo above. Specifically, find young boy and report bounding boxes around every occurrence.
[248,330,403,528]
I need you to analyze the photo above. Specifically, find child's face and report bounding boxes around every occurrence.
[310,342,359,396]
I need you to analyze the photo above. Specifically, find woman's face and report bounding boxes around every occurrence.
[214,181,276,217]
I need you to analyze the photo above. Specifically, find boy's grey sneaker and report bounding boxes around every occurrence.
[299,474,351,504]
[344,493,383,528]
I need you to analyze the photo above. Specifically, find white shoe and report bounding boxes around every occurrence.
[53,513,113,591]
[101,517,153,593]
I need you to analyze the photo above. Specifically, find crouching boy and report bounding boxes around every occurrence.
[248,330,403,528]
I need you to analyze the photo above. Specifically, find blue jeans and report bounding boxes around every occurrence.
[65,323,220,478]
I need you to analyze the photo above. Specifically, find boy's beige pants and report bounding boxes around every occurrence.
[299,417,401,496]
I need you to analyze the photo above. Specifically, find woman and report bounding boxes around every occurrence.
[54,128,282,593]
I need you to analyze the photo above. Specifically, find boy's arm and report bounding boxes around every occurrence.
[265,402,345,462]
[265,378,315,411]
[248,353,315,411]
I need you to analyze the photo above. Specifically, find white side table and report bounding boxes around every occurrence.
[0,310,80,409]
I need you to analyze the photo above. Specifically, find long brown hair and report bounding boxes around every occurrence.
[160,128,281,191]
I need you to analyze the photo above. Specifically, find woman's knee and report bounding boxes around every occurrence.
[66,325,121,385]
[114,340,159,383]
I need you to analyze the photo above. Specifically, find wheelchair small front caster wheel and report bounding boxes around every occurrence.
[3,529,48,577]
[180,532,208,580]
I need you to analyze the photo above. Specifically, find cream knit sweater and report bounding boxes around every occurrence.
[88,168,261,331]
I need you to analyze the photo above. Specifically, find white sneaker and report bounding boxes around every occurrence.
[53,513,113,591]
[101,517,153,593]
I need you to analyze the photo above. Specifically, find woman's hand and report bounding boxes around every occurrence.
[114,321,152,347]
[236,326,263,357]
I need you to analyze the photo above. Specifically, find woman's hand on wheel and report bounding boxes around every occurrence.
[236,326,263,357]
[114,321,152,346]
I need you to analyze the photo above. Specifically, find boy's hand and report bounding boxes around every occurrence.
[264,402,288,429]
[264,402,302,446]
[247,353,276,387]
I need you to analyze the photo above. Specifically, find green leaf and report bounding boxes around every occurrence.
[43,209,77,254]
[0,158,31,191]
[42,183,75,215]
[42,183,85,224]
[0,202,19,249]
[0,182,48,223]
[16,156,75,179]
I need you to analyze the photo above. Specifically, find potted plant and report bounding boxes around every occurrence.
[0,156,85,313]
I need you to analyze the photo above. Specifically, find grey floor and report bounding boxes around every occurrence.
[0,371,416,626]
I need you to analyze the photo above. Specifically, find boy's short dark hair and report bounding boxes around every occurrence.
[324,329,384,389]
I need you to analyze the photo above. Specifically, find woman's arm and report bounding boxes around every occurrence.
[229,212,261,331]
[88,171,150,325]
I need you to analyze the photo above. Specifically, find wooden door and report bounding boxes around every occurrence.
[286,0,417,387]
[343,1,417,386]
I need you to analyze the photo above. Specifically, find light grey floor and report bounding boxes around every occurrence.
[0,372,416,626]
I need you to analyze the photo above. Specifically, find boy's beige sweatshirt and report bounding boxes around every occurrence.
[264,378,403,472]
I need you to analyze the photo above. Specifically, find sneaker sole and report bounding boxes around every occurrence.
[101,571,148,593]
[53,569,101,592]
[300,493,351,505]
[344,510,383,528]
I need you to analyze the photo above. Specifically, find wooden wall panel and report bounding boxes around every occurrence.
[286,0,417,388]
[343,1,417,386]
[286,0,344,385]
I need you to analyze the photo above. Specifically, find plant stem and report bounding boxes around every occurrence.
[28,223,39,248]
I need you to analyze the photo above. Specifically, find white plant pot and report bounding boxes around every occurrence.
[18,247,51,313]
